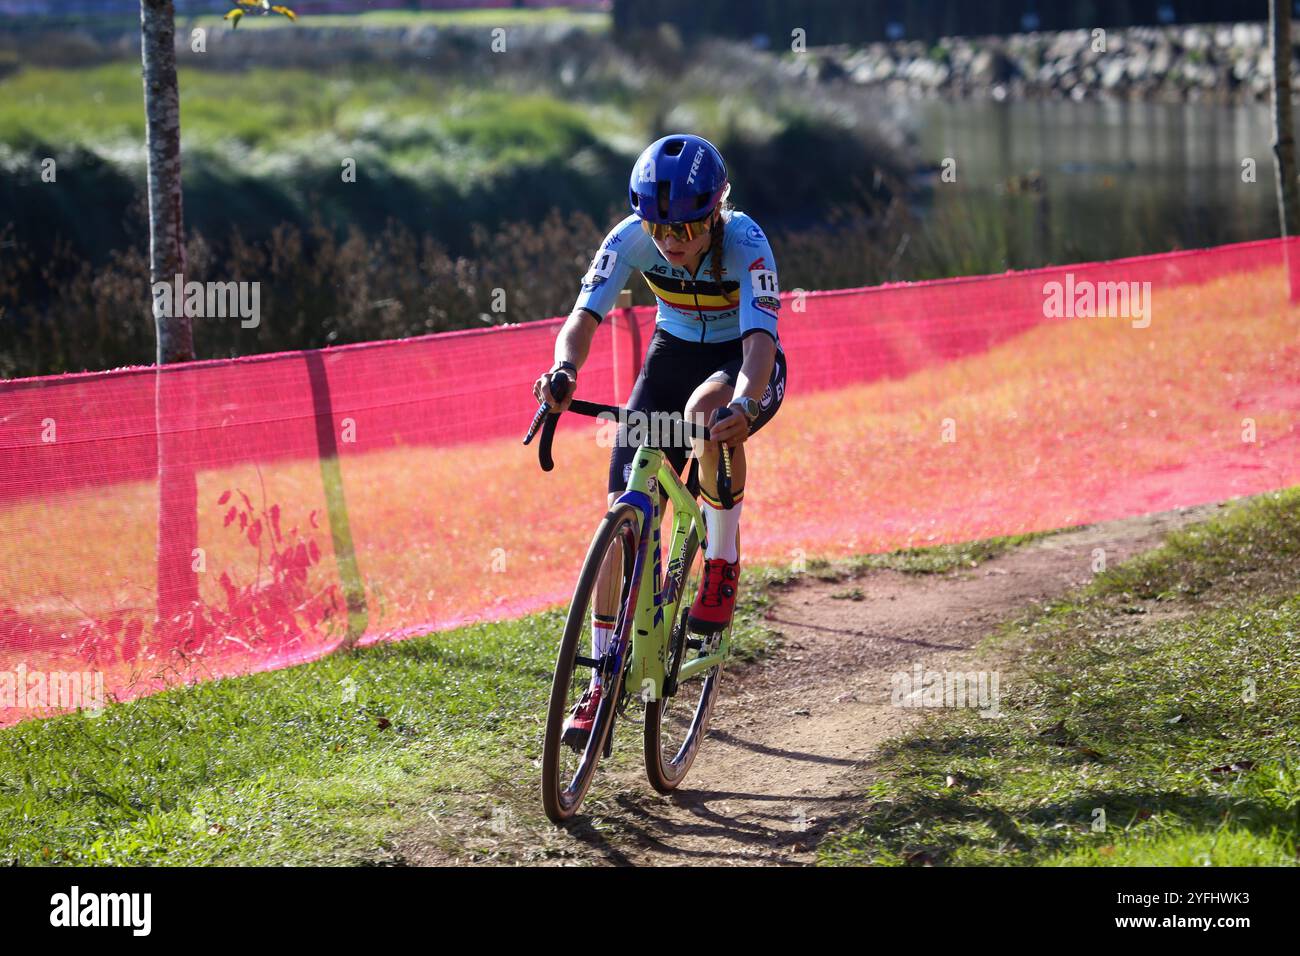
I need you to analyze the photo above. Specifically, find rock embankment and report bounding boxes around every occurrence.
[791,22,1287,103]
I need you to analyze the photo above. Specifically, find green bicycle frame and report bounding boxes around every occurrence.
[615,445,730,704]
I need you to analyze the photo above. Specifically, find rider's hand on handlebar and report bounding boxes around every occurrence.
[533,368,575,413]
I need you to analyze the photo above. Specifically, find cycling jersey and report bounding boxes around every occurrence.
[573,211,781,345]
[606,327,787,493]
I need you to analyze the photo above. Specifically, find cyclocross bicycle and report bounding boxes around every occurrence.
[524,373,737,824]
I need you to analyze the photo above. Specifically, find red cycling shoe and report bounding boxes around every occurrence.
[687,558,740,635]
[561,682,603,751]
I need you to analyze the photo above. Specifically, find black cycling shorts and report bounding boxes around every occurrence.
[607,327,787,494]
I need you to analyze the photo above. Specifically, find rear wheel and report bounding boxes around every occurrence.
[541,503,640,824]
[643,528,725,794]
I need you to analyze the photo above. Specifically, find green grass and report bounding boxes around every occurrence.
[0,64,621,167]
[1,611,563,865]
[820,489,1300,867]
[1091,491,1300,602]
[0,525,1046,866]
[815,530,1054,580]
[0,8,609,35]
[198,9,609,30]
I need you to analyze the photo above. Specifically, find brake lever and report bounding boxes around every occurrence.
[522,402,548,446]
[525,373,571,472]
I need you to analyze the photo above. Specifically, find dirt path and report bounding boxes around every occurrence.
[556,504,1219,866]
[396,504,1218,866]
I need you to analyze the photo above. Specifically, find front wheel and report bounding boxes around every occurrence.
[644,529,725,794]
[541,503,640,824]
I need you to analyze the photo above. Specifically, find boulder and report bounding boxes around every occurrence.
[1101,59,1128,89]
[970,47,1019,84]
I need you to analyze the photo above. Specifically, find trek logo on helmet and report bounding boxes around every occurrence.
[686,145,706,186]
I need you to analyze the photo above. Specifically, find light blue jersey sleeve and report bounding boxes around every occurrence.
[725,214,781,342]
[572,216,652,322]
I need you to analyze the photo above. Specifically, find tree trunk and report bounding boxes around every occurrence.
[141,0,199,651]
[142,0,189,358]
[1270,0,1300,300]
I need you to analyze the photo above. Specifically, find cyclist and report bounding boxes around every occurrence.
[532,133,788,747]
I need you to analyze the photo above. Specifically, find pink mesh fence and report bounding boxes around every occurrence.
[2,237,1298,724]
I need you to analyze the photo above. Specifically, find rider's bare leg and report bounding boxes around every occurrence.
[585,491,625,685]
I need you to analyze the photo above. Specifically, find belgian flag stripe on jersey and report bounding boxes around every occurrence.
[641,272,740,313]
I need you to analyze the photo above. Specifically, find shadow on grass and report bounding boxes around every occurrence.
[845,782,1295,866]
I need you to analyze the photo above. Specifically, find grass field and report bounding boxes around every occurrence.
[196,8,610,30]
[0,63,628,181]
[0,7,609,34]
[820,488,1300,866]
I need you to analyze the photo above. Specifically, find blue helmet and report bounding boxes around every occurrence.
[629,134,729,224]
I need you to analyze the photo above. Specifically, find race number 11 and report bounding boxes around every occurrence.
[751,270,778,295]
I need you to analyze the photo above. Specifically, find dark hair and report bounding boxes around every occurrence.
[706,199,735,285]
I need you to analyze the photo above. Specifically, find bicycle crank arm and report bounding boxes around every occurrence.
[677,630,729,683]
